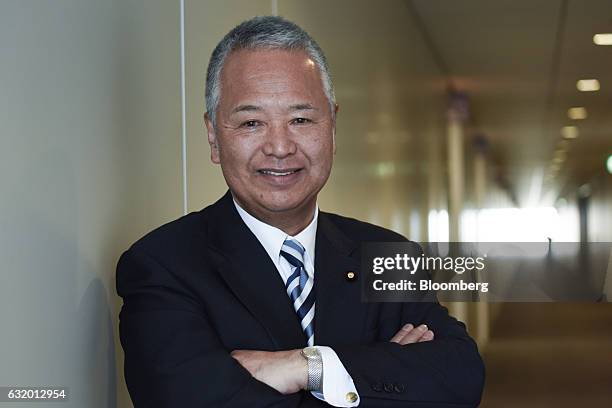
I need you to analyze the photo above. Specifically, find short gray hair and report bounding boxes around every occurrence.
[205,16,336,129]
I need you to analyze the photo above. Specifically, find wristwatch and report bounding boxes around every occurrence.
[301,346,323,391]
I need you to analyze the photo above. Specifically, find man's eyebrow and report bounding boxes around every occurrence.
[230,103,318,115]
[230,104,262,114]
[288,103,318,111]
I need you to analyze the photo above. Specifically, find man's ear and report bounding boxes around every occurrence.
[332,103,339,154]
[204,112,220,164]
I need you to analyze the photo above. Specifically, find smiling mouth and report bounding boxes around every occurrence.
[257,168,302,176]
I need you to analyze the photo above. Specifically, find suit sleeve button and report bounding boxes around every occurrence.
[393,383,405,393]
[371,382,382,392]
[383,383,394,393]
[346,271,357,281]
[345,392,358,403]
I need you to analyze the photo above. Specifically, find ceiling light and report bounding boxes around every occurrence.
[577,79,600,92]
[567,107,587,120]
[561,126,579,139]
[607,155,612,174]
[593,33,612,45]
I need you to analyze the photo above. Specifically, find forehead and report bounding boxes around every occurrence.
[219,48,326,107]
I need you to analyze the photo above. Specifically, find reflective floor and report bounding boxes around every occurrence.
[481,303,612,407]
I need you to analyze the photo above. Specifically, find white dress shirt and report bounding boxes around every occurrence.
[233,199,360,407]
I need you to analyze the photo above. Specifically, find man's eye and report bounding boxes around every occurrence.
[241,120,260,128]
[291,117,311,125]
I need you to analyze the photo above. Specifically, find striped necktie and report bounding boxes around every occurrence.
[280,238,315,346]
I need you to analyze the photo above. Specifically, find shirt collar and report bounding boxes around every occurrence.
[232,198,318,266]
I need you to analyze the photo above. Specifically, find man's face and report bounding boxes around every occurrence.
[206,49,337,219]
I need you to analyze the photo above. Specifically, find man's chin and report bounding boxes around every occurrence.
[257,193,316,214]
[261,200,308,214]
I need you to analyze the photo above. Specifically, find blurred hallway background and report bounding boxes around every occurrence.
[1,1,611,406]
[483,303,612,407]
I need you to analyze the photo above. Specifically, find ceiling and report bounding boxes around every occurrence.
[409,0,612,205]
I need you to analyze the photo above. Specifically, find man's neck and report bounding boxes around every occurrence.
[232,196,316,236]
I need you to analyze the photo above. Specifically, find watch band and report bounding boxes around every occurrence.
[301,347,323,391]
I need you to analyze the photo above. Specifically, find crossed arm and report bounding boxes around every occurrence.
[117,247,484,407]
[230,324,435,394]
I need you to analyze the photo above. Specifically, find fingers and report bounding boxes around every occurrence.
[390,324,414,343]
[390,324,434,345]
[418,330,434,342]
[397,324,429,345]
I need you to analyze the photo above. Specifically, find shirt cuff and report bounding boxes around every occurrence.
[310,346,360,407]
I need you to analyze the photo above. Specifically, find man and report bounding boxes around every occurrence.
[117,16,484,407]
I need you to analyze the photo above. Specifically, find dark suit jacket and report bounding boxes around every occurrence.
[117,191,485,407]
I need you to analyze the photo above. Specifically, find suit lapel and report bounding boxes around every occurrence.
[205,192,306,350]
[205,192,368,349]
[314,213,368,346]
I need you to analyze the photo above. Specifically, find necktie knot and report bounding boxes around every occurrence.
[280,238,306,269]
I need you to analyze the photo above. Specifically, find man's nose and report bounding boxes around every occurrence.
[261,122,297,158]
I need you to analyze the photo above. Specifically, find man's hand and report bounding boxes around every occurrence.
[390,324,434,345]
[231,349,307,394]
[231,324,433,394]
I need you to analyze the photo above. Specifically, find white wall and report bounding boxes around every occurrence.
[0,1,181,407]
